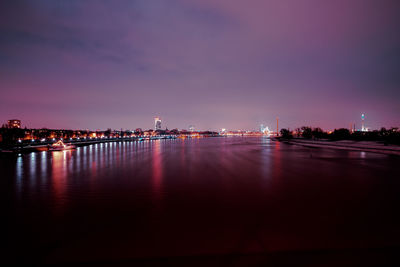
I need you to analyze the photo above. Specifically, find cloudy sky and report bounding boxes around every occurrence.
[1,0,399,131]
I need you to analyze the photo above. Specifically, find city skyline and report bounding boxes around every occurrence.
[1,1,399,130]
[0,112,385,132]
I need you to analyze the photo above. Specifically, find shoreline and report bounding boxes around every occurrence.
[0,136,175,153]
[0,135,225,154]
[279,138,400,156]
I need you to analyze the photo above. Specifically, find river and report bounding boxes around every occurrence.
[4,137,400,265]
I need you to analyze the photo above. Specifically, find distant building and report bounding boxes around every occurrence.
[8,119,21,128]
[361,113,369,132]
[154,117,162,130]
[189,125,195,132]
[259,124,270,134]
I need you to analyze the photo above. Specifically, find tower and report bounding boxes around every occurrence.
[154,117,162,130]
[276,117,279,136]
[361,113,365,131]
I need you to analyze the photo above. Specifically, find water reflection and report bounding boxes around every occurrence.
[6,137,400,265]
[272,140,282,179]
[40,151,47,181]
[51,151,70,211]
[260,136,272,178]
[29,152,36,181]
[16,155,23,195]
[152,140,163,200]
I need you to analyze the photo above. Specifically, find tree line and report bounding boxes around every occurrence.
[280,127,400,145]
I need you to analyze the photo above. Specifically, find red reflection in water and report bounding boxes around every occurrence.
[152,140,163,200]
[273,140,282,178]
[51,151,69,213]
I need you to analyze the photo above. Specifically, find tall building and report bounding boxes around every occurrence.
[7,119,21,128]
[154,117,162,130]
[361,113,366,132]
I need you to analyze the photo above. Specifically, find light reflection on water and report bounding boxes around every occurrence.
[40,151,47,181]
[15,155,23,195]
[10,138,396,208]
[152,140,163,200]
[51,151,69,210]
[5,137,400,264]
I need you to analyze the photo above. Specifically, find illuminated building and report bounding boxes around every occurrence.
[259,124,271,135]
[7,119,21,128]
[361,113,369,132]
[361,114,365,131]
[154,117,162,130]
[189,125,195,132]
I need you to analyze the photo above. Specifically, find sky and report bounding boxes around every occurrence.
[1,0,399,131]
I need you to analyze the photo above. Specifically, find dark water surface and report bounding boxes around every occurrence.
[4,137,400,265]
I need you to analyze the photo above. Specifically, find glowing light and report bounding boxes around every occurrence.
[154,117,162,130]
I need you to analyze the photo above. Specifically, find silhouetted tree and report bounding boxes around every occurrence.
[294,128,302,138]
[330,128,350,140]
[0,128,25,143]
[312,127,325,139]
[280,128,293,139]
[301,126,312,139]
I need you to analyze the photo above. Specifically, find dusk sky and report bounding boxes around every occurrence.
[1,0,399,131]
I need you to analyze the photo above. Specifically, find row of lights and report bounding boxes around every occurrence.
[18,136,140,143]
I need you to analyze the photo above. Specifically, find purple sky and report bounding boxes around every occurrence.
[1,0,399,131]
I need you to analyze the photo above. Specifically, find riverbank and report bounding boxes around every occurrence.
[0,136,177,153]
[278,138,400,156]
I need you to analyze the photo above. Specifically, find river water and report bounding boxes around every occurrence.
[4,137,400,265]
